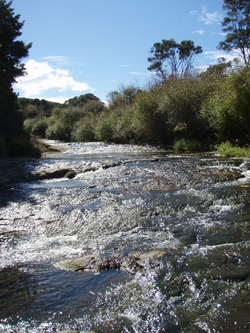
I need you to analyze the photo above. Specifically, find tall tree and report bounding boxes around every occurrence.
[147,39,202,79]
[0,0,32,157]
[218,0,250,66]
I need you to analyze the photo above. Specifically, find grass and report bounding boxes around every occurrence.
[173,139,206,153]
[216,141,250,158]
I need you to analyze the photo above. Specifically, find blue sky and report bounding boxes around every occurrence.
[12,0,234,104]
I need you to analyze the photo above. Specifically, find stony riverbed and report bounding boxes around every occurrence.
[0,141,250,332]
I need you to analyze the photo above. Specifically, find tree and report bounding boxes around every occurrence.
[65,94,100,108]
[107,84,140,109]
[218,0,250,66]
[0,0,32,157]
[147,39,202,79]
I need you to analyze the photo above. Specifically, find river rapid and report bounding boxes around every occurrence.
[0,141,250,333]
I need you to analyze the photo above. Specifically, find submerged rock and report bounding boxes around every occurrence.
[55,250,166,275]
[33,168,76,180]
[215,170,244,182]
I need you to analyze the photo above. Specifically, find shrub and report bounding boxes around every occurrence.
[72,117,96,142]
[159,76,217,142]
[31,118,48,138]
[95,115,114,142]
[216,141,250,157]
[46,122,72,141]
[202,67,250,144]
[173,138,206,152]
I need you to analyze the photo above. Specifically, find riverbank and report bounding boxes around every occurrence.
[31,136,67,155]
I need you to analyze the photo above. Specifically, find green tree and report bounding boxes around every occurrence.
[0,0,32,157]
[218,0,250,66]
[107,84,140,110]
[65,93,100,108]
[147,39,202,79]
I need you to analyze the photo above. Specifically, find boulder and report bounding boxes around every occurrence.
[34,168,76,180]
[215,170,244,182]
[55,250,167,275]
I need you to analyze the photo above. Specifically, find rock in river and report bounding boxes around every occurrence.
[55,250,167,275]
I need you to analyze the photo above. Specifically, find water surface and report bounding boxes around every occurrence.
[0,142,250,332]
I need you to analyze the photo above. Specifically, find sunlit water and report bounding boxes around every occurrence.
[0,141,250,332]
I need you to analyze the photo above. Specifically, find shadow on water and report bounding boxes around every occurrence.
[0,263,129,325]
[0,158,41,208]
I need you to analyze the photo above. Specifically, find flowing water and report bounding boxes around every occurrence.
[0,141,250,333]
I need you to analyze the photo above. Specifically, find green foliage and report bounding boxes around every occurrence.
[65,93,102,108]
[0,0,32,89]
[72,116,96,142]
[46,122,72,141]
[31,118,48,138]
[0,0,34,157]
[219,0,250,66]
[18,65,250,153]
[18,98,61,118]
[131,87,170,143]
[95,115,113,142]
[107,84,140,110]
[159,76,218,142]
[83,100,106,115]
[147,39,202,79]
[202,67,250,143]
[216,141,250,157]
[173,139,206,152]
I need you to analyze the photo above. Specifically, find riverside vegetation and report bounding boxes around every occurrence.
[1,0,250,158]
[21,64,250,157]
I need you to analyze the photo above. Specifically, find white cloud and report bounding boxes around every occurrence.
[129,71,149,76]
[14,59,93,98]
[45,96,72,103]
[192,29,206,35]
[204,50,240,63]
[42,55,83,67]
[199,6,222,25]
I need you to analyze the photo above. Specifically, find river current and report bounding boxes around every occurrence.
[0,141,250,333]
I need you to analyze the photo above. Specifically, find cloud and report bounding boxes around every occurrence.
[129,71,149,76]
[204,50,239,63]
[199,6,222,25]
[42,56,83,67]
[14,59,93,98]
[45,96,72,103]
[192,29,206,35]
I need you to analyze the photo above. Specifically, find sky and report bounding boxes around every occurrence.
[11,0,236,104]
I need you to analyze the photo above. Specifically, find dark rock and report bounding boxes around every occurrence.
[215,170,244,182]
[210,267,250,282]
[55,250,166,275]
[34,168,75,180]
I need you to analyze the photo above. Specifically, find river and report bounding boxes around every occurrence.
[0,141,250,333]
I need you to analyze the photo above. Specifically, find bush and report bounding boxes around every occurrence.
[159,76,217,142]
[72,117,96,142]
[173,138,206,152]
[46,122,72,141]
[216,141,250,157]
[95,115,114,142]
[202,67,250,144]
[31,118,48,138]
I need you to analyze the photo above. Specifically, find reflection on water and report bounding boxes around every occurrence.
[0,142,250,332]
